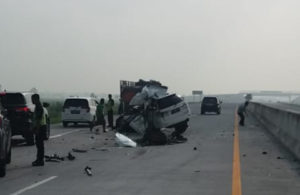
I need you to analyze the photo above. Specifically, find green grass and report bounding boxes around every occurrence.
[43,100,63,124]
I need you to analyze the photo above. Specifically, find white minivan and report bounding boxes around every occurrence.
[61,97,97,127]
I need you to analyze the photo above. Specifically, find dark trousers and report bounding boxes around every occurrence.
[238,112,245,126]
[35,126,46,162]
[96,117,106,131]
[108,110,114,127]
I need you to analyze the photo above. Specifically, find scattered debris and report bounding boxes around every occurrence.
[262,151,268,155]
[67,152,75,161]
[115,133,137,147]
[91,148,109,152]
[193,147,197,151]
[84,166,92,176]
[72,148,88,153]
[45,154,65,162]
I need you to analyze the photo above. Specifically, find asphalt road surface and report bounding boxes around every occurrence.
[1,103,300,195]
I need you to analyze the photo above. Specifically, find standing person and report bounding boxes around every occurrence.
[31,94,47,166]
[237,101,249,126]
[107,94,115,129]
[96,98,106,133]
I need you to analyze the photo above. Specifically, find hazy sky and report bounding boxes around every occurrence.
[1,0,300,95]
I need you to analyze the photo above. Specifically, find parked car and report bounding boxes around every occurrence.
[0,101,12,177]
[201,96,221,115]
[0,92,50,145]
[61,97,97,128]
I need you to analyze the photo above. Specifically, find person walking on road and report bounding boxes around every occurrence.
[237,101,249,126]
[96,98,106,133]
[107,94,115,129]
[31,94,47,166]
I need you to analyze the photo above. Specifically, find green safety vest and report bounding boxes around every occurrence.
[41,109,47,126]
[33,107,47,127]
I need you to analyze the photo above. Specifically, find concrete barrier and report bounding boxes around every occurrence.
[248,102,300,160]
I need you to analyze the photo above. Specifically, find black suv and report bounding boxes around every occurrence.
[0,101,11,177]
[0,92,50,145]
[201,96,221,115]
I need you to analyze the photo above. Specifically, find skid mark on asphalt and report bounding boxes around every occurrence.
[232,112,242,195]
[50,129,83,139]
[10,176,57,195]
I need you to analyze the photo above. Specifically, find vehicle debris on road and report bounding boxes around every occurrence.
[84,166,92,176]
[67,152,76,161]
[44,154,65,162]
[72,148,88,153]
[115,133,137,147]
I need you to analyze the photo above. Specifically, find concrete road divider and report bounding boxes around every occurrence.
[248,102,300,160]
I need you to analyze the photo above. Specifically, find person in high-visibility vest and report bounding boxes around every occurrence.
[106,94,115,129]
[31,94,47,166]
[96,98,106,133]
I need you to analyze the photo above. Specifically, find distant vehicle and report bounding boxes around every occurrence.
[61,97,97,128]
[0,92,50,145]
[201,96,221,115]
[0,101,12,177]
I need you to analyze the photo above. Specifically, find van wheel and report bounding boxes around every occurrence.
[63,121,68,127]
[0,163,6,177]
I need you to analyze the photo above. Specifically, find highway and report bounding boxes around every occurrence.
[1,103,300,195]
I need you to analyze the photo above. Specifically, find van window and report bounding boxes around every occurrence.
[0,93,26,107]
[203,97,217,104]
[158,94,182,109]
[63,99,89,108]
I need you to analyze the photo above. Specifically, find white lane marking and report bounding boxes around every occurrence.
[11,176,58,195]
[50,129,83,139]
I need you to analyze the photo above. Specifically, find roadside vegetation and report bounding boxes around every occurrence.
[44,100,64,124]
